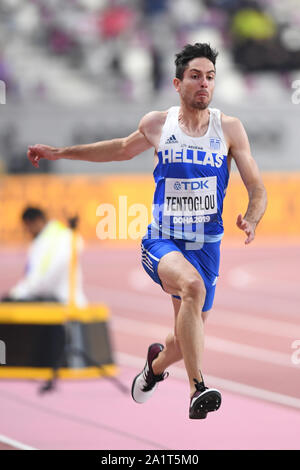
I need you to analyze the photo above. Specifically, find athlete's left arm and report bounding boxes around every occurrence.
[224,117,267,244]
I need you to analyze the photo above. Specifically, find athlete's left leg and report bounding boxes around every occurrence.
[152,297,211,375]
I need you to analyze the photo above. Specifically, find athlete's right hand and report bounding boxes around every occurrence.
[27,144,60,168]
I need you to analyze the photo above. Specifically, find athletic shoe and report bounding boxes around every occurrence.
[189,378,222,419]
[131,343,169,404]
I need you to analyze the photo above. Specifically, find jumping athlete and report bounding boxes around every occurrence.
[27,43,267,419]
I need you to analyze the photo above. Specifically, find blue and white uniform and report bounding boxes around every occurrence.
[141,106,229,311]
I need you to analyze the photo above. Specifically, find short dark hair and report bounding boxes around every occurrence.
[175,43,218,80]
[22,207,46,222]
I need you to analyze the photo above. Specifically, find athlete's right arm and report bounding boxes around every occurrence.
[27,112,160,168]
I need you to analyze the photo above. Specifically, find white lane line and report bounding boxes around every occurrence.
[90,284,300,338]
[209,310,300,340]
[111,315,296,369]
[117,352,300,411]
[0,434,37,450]
[205,336,293,368]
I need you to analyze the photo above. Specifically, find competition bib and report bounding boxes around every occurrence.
[163,177,217,223]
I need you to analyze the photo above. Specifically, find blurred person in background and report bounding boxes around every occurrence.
[26,43,267,420]
[2,207,87,307]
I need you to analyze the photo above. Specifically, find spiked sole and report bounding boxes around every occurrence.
[189,390,222,419]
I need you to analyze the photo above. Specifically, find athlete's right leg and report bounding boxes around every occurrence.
[155,250,207,397]
[152,296,211,375]
[137,237,221,417]
[155,255,221,418]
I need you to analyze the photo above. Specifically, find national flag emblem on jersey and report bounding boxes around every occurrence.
[210,138,221,150]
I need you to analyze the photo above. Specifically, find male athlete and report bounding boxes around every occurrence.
[27,43,267,419]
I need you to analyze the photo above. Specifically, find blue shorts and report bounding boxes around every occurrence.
[141,236,221,312]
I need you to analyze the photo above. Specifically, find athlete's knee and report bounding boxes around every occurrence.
[181,276,206,303]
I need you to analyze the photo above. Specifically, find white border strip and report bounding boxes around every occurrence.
[117,352,300,410]
[0,434,37,450]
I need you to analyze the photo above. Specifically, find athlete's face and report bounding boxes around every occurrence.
[174,57,215,110]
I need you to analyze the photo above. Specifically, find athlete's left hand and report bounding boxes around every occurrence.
[236,214,256,245]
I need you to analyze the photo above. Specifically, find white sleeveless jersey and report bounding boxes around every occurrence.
[149,106,229,242]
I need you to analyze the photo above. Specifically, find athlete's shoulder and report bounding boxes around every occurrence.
[139,110,168,131]
[220,113,250,151]
[138,110,169,147]
[221,112,242,126]
[221,112,247,136]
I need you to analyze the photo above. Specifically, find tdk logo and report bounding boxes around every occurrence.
[174,180,209,190]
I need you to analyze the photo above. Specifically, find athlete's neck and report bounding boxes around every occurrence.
[178,103,210,136]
